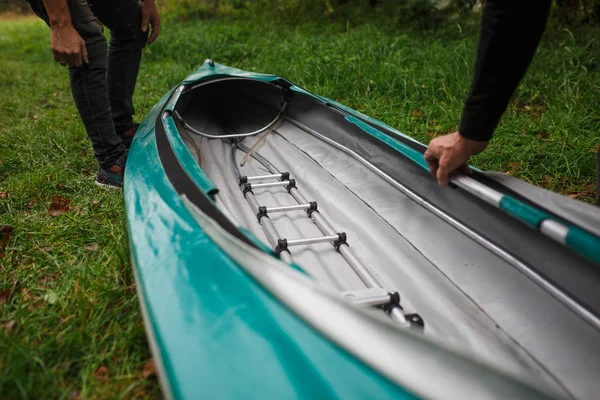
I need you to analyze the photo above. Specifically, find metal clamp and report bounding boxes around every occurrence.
[274,239,288,255]
[242,183,254,198]
[285,179,297,193]
[333,232,348,251]
[306,201,318,217]
[256,206,268,222]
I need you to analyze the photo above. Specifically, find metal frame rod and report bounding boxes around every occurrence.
[246,173,287,182]
[342,288,392,307]
[174,99,288,140]
[236,143,281,174]
[286,234,341,247]
[248,181,290,189]
[267,204,311,213]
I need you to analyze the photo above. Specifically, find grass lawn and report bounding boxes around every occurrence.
[1,10,599,399]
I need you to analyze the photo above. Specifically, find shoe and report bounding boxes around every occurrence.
[95,153,127,189]
[120,123,140,150]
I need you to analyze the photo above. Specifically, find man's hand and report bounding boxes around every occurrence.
[141,0,161,45]
[50,23,88,67]
[424,131,489,186]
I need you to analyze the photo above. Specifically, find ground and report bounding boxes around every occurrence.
[0,11,599,399]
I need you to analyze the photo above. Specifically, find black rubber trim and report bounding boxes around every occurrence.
[155,109,259,250]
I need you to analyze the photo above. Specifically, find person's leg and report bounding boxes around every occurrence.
[88,0,148,146]
[25,0,126,170]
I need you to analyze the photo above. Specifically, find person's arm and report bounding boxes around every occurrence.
[424,0,551,186]
[42,0,88,67]
[141,0,161,45]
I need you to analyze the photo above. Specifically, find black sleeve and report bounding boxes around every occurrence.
[459,0,551,142]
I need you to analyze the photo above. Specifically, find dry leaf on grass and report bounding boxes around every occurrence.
[95,365,109,382]
[67,391,80,400]
[142,359,157,379]
[26,200,36,209]
[0,226,14,258]
[1,320,16,334]
[21,288,43,311]
[0,290,10,305]
[411,108,422,118]
[0,192,8,199]
[86,243,98,251]
[48,196,71,217]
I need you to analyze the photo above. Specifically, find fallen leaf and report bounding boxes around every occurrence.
[0,290,10,305]
[81,149,88,157]
[86,243,98,251]
[92,199,99,205]
[0,226,14,258]
[95,365,109,383]
[26,200,36,209]
[39,274,56,286]
[504,162,520,175]
[48,196,71,217]
[67,391,80,400]
[20,288,43,310]
[142,359,156,379]
[0,192,7,199]
[1,320,15,334]
[411,108,422,118]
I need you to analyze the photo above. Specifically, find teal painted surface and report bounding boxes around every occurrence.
[164,86,183,112]
[498,196,552,229]
[345,115,430,172]
[500,195,600,263]
[566,226,600,264]
[124,80,420,400]
[183,61,280,84]
[163,115,218,196]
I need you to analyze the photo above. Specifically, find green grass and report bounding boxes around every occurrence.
[0,11,598,399]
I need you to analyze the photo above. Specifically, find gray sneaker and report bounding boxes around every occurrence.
[95,153,127,189]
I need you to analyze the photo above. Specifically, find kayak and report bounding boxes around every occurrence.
[124,60,600,400]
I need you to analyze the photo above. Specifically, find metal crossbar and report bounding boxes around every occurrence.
[267,204,312,213]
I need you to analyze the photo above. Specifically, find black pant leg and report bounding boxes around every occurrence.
[88,0,148,136]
